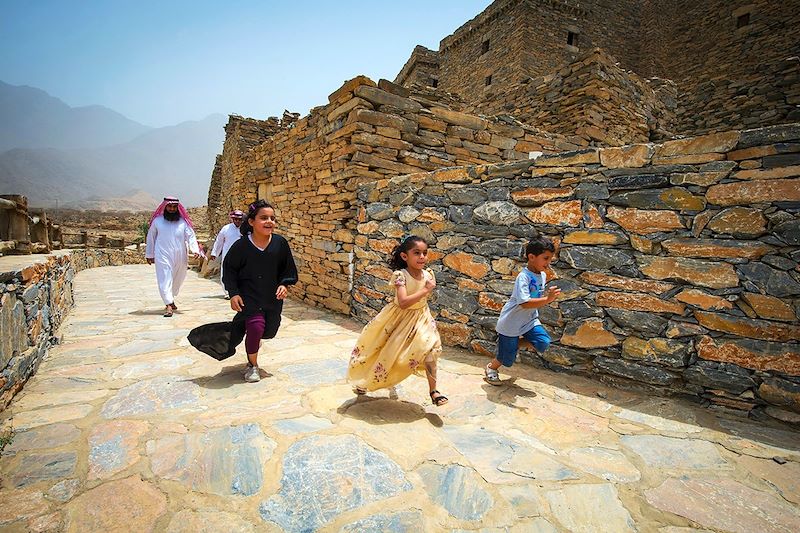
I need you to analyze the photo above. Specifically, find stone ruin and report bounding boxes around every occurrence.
[206,0,799,422]
[395,0,800,140]
[0,195,149,407]
[0,195,62,256]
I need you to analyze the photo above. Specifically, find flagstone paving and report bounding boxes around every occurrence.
[1,264,799,532]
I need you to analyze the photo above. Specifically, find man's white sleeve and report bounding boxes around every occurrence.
[145,222,157,259]
[185,224,200,254]
[211,228,225,256]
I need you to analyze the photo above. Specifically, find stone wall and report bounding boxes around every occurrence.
[394,46,440,89]
[639,0,800,135]
[1,196,65,256]
[351,123,800,422]
[208,76,573,314]
[674,54,800,137]
[466,48,677,146]
[1,248,147,410]
[400,0,799,141]
[437,0,645,106]
[439,0,530,108]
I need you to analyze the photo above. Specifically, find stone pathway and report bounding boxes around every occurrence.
[1,265,799,532]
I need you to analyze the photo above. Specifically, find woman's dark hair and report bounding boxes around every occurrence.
[525,236,555,257]
[389,235,428,270]
[239,200,275,236]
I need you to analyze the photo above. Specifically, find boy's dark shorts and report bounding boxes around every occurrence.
[497,325,551,367]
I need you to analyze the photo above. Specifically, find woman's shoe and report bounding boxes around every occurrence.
[244,366,261,383]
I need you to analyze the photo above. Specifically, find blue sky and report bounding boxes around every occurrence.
[1,0,493,127]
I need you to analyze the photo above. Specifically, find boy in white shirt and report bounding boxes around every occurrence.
[485,236,561,385]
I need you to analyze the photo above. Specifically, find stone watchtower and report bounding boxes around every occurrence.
[397,0,800,137]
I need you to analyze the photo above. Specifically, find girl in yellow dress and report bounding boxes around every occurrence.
[348,236,447,406]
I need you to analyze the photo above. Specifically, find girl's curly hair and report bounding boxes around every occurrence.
[388,235,428,270]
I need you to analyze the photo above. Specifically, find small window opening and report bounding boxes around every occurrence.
[481,40,490,54]
[736,13,750,28]
[430,78,438,88]
[485,75,492,86]
[567,31,577,46]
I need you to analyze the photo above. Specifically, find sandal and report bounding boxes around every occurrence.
[163,306,173,318]
[169,303,178,311]
[429,390,448,406]
[484,364,502,386]
[353,386,367,396]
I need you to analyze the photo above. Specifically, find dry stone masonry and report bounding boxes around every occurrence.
[0,249,146,409]
[206,0,799,422]
[208,76,570,314]
[0,195,62,256]
[464,48,678,147]
[396,0,800,139]
[350,123,800,422]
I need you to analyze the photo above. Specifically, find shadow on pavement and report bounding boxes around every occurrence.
[442,348,800,453]
[481,378,537,412]
[128,308,177,316]
[337,396,444,427]
[189,363,273,389]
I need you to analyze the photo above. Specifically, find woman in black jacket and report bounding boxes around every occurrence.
[223,200,298,382]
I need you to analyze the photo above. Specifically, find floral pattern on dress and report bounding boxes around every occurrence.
[347,268,442,392]
[350,345,365,365]
[372,362,388,383]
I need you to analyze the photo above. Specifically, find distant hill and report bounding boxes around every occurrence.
[0,81,152,151]
[62,189,159,211]
[0,80,227,208]
[0,147,117,203]
[74,114,227,206]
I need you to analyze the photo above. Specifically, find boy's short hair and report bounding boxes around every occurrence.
[525,236,555,257]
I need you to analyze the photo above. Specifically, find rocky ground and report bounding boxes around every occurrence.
[0,265,798,532]
[49,207,211,249]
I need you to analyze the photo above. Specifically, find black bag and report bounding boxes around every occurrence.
[187,312,281,360]
[187,320,245,361]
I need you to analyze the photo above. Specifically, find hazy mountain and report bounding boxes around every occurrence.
[74,114,227,206]
[0,79,227,207]
[0,81,152,151]
[63,189,159,211]
[0,147,117,204]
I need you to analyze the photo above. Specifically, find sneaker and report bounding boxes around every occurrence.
[244,366,261,383]
[484,364,502,386]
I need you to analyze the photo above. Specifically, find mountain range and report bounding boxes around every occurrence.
[0,80,227,208]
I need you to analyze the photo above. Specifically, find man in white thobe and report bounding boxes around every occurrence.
[210,210,244,299]
[145,197,201,317]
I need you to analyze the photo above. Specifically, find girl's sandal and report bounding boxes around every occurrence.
[429,390,448,406]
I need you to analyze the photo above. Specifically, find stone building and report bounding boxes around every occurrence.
[0,195,59,256]
[206,2,800,420]
[396,0,800,138]
[208,78,570,314]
